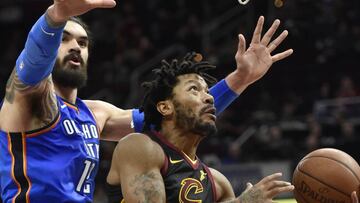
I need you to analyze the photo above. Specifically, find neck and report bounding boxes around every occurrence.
[160,122,204,160]
[54,83,78,104]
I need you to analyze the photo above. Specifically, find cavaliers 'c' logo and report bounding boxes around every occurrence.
[179,178,204,203]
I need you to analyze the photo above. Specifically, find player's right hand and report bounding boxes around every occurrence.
[239,173,294,203]
[48,0,116,23]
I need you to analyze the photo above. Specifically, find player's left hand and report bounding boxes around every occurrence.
[234,16,293,87]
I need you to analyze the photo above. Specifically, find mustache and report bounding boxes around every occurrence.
[63,52,84,65]
[200,105,216,115]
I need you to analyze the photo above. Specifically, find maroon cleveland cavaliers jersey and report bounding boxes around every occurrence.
[106,131,217,203]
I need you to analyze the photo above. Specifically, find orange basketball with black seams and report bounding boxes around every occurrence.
[292,148,360,203]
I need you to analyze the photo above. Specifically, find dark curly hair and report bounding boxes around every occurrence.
[140,52,217,131]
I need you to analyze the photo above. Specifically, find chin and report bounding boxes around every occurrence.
[194,122,217,137]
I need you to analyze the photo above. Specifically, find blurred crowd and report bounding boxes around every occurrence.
[1,0,360,201]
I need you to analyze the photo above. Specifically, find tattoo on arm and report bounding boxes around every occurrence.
[216,188,263,203]
[34,77,58,124]
[5,69,58,125]
[129,172,163,203]
[5,69,30,103]
[238,187,263,203]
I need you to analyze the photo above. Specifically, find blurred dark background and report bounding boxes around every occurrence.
[1,0,360,201]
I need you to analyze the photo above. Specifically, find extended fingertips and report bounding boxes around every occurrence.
[274,19,280,25]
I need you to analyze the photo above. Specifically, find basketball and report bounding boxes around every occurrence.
[292,148,360,203]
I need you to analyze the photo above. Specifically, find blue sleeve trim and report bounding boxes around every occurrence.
[16,14,65,86]
[132,109,144,133]
[210,79,239,115]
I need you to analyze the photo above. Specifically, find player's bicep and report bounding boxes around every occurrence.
[114,134,166,203]
[5,68,51,103]
[85,100,134,141]
[4,68,57,124]
[121,170,166,203]
[210,168,236,202]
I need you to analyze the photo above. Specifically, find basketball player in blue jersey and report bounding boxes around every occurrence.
[0,1,296,202]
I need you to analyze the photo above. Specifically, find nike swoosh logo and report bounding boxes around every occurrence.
[169,157,183,164]
[41,26,55,36]
[61,104,67,109]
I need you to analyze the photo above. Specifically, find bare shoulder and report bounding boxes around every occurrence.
[83,99,109,110]
[209,167,235,202]
[83,99,126,119]
[84,99,124,109]
[113,133,165,167]
[83,100,133,140]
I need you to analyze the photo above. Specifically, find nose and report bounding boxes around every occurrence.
[68,39,81,54]
[203,92,214,105]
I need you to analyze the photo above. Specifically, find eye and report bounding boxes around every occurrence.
[189,86,199,91]
[62,36,68,42]
[78,40,88,48]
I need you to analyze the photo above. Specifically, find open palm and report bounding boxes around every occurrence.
[50,0,116,22]
[235,16,293,86]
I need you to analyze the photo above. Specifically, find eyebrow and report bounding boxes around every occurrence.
[185,79,209,89]
[63,30,89,41]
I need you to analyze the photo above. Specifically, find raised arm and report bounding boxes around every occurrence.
[0,0,116,131]
[91,17,292,140]
[226,16,293,94]
[84,100,135,141]
[107,133,166,203]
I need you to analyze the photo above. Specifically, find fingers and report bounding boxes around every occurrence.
[272,49,293,62]
[268,30,289,53]
[251,16,264,45]
[88,0,116,9]
[267,184,294,198]
[258,173,294,198]
[245,182,253,190]
[268,180,292,190]
[237,34,246,55]
[261,19,280,46]
[258,173,283,184]
[352,191,359,203]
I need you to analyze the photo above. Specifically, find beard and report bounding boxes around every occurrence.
[52,55,88,89]
[173,100,217,137]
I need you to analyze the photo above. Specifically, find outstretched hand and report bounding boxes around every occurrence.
[48,0,116,23]
[239,173,294,203]
[234,16,293,87]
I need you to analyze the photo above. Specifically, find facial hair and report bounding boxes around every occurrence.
[52,53,88,89]
[173,100,217,137]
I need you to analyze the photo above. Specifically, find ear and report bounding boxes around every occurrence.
[157,100,173,116]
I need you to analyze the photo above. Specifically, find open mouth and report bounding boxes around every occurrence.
[66,54,82,67]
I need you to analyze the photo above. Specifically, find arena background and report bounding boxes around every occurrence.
[0,0,360,202]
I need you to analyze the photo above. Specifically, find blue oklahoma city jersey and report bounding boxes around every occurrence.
[0,96,100,203]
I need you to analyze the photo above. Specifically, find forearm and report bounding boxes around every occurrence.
[15,9,65,86]
[224,70,250,95]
